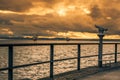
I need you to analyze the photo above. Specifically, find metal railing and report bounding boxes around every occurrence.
[0,41,120,80]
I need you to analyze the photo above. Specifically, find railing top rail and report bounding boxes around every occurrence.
[0,40,120,46]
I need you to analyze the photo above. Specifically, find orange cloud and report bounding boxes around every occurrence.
[0,0,120,39]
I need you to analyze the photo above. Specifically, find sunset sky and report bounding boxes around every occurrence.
[0,0,120,39]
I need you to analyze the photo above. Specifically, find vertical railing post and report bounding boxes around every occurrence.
[77,44,81,70]
[115,43,117,63]
[8,45,13,80]
[50,44,54,80]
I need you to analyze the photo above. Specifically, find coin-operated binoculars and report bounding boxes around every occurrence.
[95,25,108,68]
[95,25,108,36]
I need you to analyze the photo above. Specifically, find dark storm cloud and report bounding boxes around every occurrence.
[81,0,120,35]
[0,12,119,36]
[0,13,93,36]
[0,13,57,36]
[39,0,60,5]
[89,5,103,19]
[0,0,33,12]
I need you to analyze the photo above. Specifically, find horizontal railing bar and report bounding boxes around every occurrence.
[0,57,77,71]
[81,55,98,58]
[0,43,120,46]
[0,67,8,71]
[0,61,50,71]
[54,57,77,62]
[103,53,115,56]
[117,53,120,54]
[81,53,115,58]
[13,61,50,69]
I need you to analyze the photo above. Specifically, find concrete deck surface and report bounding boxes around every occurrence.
[80,68,120,80]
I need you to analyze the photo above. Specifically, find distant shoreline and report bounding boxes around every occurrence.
[0,38,120,41]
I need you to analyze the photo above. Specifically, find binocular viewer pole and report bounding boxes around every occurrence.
[95,25,108,68]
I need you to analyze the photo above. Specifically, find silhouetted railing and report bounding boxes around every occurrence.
[0,42,120,80]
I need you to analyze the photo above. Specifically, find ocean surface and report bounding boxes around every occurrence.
[0,40,120,80]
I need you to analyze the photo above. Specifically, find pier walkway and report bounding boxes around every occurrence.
[80,68,120,80]
[40,62,120,80]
